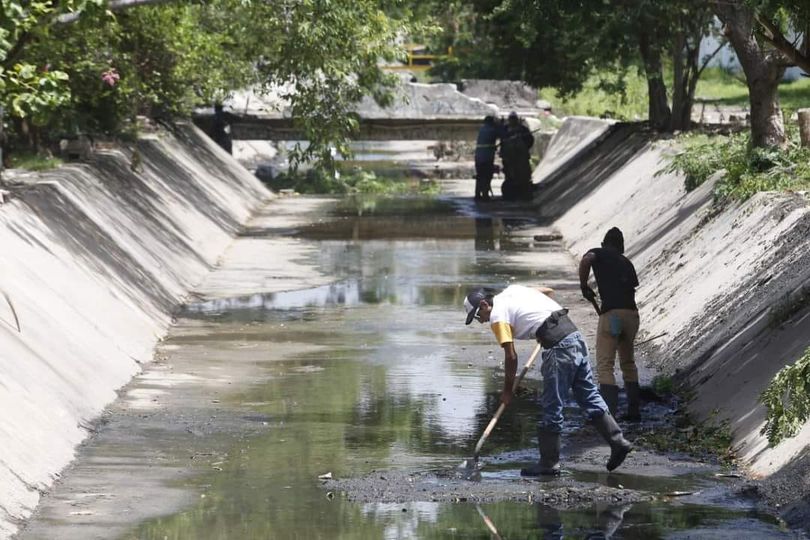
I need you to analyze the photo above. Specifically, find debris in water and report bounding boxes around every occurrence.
[714,472,742,478]
[665,491,697,497]
[326,492,335,500]
[318,472,333,480]
[534,233,563,242]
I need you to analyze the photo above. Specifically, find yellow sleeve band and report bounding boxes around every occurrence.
[491,322,513,345]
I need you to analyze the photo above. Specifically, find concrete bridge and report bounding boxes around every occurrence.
[192,80,553,144]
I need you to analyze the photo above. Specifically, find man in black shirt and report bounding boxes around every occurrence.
[579,227,641,421]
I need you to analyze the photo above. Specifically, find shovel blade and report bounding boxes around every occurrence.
[460,457,482,481]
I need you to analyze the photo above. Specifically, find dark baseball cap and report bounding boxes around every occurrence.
[463,287,491,325]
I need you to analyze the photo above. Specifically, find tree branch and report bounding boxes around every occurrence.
[755,13,810,74]
[698,41,726,77]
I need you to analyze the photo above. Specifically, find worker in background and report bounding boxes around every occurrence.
[473,115,501,201]
[500,112,534,201]
[579,227,642,421]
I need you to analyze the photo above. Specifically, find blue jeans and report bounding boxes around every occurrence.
[538,331,608,433]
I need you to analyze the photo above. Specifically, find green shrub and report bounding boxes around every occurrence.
[8,152,63,171]
[636,410,735,465]
[661,130,810,202]
[651,374,674,395]
[760,348,810,446]
[265,167,440,196]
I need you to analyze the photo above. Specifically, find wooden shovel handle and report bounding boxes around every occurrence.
[473,343,543,456]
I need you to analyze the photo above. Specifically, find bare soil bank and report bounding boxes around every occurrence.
[541,117,810,532]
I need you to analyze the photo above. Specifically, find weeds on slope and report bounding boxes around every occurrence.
[660,129,810,203]
[262,167,440,196]
[760,347,810,446]
[631,376,736,466]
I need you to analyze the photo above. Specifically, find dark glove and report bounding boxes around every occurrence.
[581,285,596,302]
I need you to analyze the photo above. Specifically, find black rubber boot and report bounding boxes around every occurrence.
[592,412,632,472]
[599,384,619,417]
[624,381,642,422]
[521,429,561,477]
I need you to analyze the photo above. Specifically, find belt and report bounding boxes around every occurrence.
[535,309,578,349]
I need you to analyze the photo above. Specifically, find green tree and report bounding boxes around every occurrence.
[237,0,408,169]
[1,0,104,146]
[426,0,715,132]
[3,0,416,171]
[711,0,810,148]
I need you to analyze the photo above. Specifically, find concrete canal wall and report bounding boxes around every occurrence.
[540,117,810,519]
[0,123,268,537]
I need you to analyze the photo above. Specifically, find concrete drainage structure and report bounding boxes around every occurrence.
[0,123,268,538]
[2,112,809,536]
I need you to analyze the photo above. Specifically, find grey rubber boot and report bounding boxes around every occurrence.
[599,384,619,417]
[521,429,561,477]
[592,412,632,472]
[624,381,642,422]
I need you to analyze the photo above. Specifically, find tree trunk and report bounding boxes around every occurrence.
[671,31,688,130]
[798,109,810,148]
[748,76,785,147]
[714,2,786,148]
[638,30,672,131]
[670,28,701,131]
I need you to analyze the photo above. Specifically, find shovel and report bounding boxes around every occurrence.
[462,342,543,479]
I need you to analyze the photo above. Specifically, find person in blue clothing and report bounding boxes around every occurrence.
[473,115,502,201]
[464,284,632,476]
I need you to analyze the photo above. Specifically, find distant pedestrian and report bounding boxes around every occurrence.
[463,284,632,476]
[212,103,233,154]
[500,112,534,201]
[579,227,641,421]
[473,115,501,201]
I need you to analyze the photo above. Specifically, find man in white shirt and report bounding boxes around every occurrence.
[464,284,632,475]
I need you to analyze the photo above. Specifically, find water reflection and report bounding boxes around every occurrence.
[474,218,496,252]
[357,501,791,540]
[187,280,474,316]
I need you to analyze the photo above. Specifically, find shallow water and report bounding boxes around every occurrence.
[22,194,798,539]
[136,196,795,539]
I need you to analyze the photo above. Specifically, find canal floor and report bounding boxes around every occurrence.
[19,193,799,539]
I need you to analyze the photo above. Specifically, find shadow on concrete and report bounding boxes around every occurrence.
[532,123,652,223]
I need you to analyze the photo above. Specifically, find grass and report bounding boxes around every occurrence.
[538,69,649,121]
[263,167,441,196]
[696,67,810,111]
[659,128,810,201]
[636,410,736,465]
[651,374,675,395]
[538,66,810,121]
[635,374,735,465]
[7,152,63,171]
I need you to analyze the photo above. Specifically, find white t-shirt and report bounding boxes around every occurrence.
[490,285,563,345]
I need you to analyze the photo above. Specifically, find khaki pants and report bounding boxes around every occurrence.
[596,309,639,385]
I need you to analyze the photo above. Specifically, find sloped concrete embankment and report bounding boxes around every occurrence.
[536,117,810,525]
[0,123,268,538]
